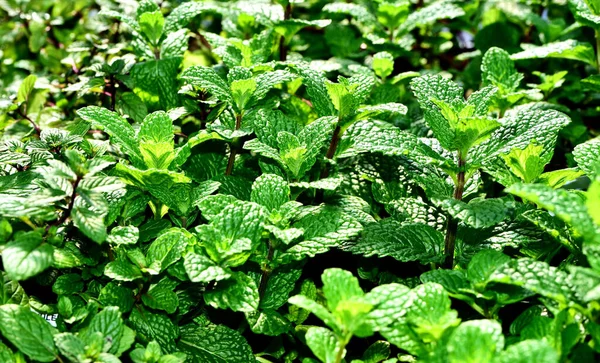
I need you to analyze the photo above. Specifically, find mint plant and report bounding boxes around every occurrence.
[2,0,600,362]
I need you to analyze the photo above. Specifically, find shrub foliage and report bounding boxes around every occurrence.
[1,0,600,362]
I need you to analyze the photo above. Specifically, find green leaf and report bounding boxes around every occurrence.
[204,272,259,312]
[54,333,86,363]
[288,295,338,331]
[130,307,178,353]
[142,278,179,314]
[361,341,391,363]
[2,231,53,281]
[178,324,254,363]
[322,268,364,311]
[573,137,600,175]
[76,106,144,167]
[405,283,460,341]
[230,78,256,111]
[131,58,181,112]
[279,207,362,263]
[488,258,575,304]
[52,273,83,295]
[507,183,597,241]
[569,0,600,28]
[482,47,522,93]
[436,198,511,229]
[398,1,465,35]
[81,306,127,355]
[184,252,231,283]
[161,29,190,59]
[0,304,58,362]
[139,11,164,47]
[326,77,360,120]
[72,196,109,243]
[502,143,546,183]
[467,250,511,287]
[372,52,394,79]
[471,110,570,167]
[107,225,139,246]
[245,309,291,336]
[181,66,233,103]
[363,283,413,329]
[251,174,290,212]
[496,340,559,363]
[293,66,336,117]
[104,259,143,281]
[118,92,148,123]
[511,40,597,66]
[139,111,173,144]
[345,220,443,263]
[305,327,344,363]
[98,282,135,313]
[146,228,191,272]
[447,320,504,363]
[251,70,296,104]
[260,266,302,309]
[17,74,37,105]
[411,74,463,150]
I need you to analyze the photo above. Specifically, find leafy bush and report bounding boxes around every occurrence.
[1,0,600,362]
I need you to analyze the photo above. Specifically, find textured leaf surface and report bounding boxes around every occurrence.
[573,137,600,175]
[0,305,57,362]
[436,198,511,229]
[511,40,596,66]
[345,220,444,263]
[2,231,53,281]
[488,258,575,304]
[447,320,504,363]
[178,324,254,363]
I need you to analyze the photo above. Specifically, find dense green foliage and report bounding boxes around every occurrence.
[1,0,600,362]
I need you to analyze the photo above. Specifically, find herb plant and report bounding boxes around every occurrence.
[1,0,600,362]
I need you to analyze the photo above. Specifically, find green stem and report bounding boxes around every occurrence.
[320,125,341,179]
[258,240,275,299]
[334,338,348,363]
[225,113,242,176]
[443,151,466,269]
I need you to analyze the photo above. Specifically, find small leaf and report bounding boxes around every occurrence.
[139,11,164,46]
[17,74,37,105]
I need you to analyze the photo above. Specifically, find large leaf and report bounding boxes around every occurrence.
[2,231,53,281]
[178,324,254,363]
[344,220,444,264]
[0,305,58,362]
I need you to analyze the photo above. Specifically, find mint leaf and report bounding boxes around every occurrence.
[0,305,58,362]
[2,231,53,281]
[178,324,254,363]
[345,220,444,263]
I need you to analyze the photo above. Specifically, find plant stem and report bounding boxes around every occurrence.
[225,113,243,175]
[334,338,348,363]
[443,151,465,269]
[279,2,292,61]
[321,125,341,179]
[110,75,116,111]
[258,240,275,299]
[46,176,81,234]
[17,106,40,137]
